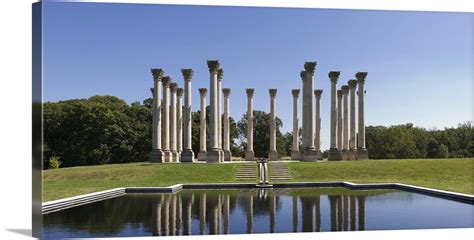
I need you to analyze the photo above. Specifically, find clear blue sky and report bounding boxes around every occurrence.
[42,2,472,150]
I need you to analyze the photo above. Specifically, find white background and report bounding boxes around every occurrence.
[0,0,472,239]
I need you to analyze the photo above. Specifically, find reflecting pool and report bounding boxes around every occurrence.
[43,188,474,238]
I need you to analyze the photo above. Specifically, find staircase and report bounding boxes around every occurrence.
[235,163,258,181]
[269,162,291,181]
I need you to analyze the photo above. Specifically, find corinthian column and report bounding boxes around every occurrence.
[198,88,207,161]
[269,89,278,161]
[217,69,224,162]
[291,89,300,160]
[314,89,323,159]
[337,90,343,152]
[348,80,357,160]
[150,68,164,163]
[177,88,183,157]
[223,88,232,161]
[206,60,221,163]
[328,71,341,161]
[245,88,255,161]
[170,82,178,162]
[162,76,171,162]
[341,85,350,160]
[356,72,369,159]
[301,62,318,161]
[181,69,195,162]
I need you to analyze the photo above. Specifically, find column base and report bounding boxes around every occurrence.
[347,150,357,160]
[219,149,225,162]
[245,151,255,161]
[207,148,221,163]
[269,150,278,161]
[171,151,179,162]
[291,151,301,160]
[316,150,323,160]
[149,149,164,163]
[224,150,232,161]
[328,148,341,161]
[163,150,172,162]
[301,148,318,162]
[181,149,195,162]
[357,148,369,160]
[341,150,349,160]
[197,150,207,161]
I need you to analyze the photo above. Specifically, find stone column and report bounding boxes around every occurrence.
[314,89,323,159]
[206,60,221,163]
[223,88,232,161]
[177,88,183,158]
[269,89,278,161]
[291,89,300,160]
[150,69,164,163]
[356,72,369,159]
[162,76,171,162]
[181,69,195,162]
[217,69,224,162]
[245,88,255,161]
[301,62,318,161]
[341,85,350,160]
[348,80,358,160]
[337,90,343,152]
[328,71,341,160]
[198,88,207,161]
[170,82,178,162]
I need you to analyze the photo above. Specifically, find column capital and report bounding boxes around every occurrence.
[170,82,178,92]
[162,76,171,87]
[337,90,344,98]
[348,79,358,88]
[150,87,154,94]
[300,70,307,80]
[198,88,207,97]
[341,85,350,94]
[151,68,164,81]
[207,60,220,73]
[356,72,368,83]
[246,88,254,97]
[314,89,323,98]
[269,88,277,97]
[291,89,300,98]
[328,71,340,83]
[217,68,224,81]
[177,88,184,97]
[223,88,231,97]
[304,62,317,75]
[181,69,194,82]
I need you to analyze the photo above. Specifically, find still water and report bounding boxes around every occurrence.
[43,188,473,238]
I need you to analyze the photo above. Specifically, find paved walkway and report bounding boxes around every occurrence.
[235,163,258,181]
[269,162,291,181]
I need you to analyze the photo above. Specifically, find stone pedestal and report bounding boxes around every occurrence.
[181,69,195,162]
[223,88,232,161]
[356,72,368,160]
[328,71,341,161]
[291,89,300,160]
[150,69,165,163]
[245,88,255,161]
[269,89,278,161]
[207,60,221,163]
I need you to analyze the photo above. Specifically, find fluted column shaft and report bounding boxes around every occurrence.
[291,89,300,160]
[177,88,183,154]
[357,74,366,149]
[217,71,223,151]
[342,86,349,152]
[170,83,178,162]
[245,89,255,161]
[180,69,195,162]
[269,89,277,160]
[314,90,323,152]
[198,89,207,161]
[301,71,314,150]
[337,90,343,150]
[348,80,357,151]
[223,88,231,161]
[330,76,338,149]
[162,77,171,162]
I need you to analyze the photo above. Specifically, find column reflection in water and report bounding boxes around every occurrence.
[350,195,356,231]
[358,195,366,231]
[269,192,276,233]
[207,194,220,235]
[170,194,176,235]
[292,196,298,232]
[246,193,253,234]
[329,195,337,231]
[343,195,349,231]
[301,197,314,232]
[151,196,162,236]
[199,193,206,235]
[181,193,193,235]
[223,194,230,234]
[314,196,321,232]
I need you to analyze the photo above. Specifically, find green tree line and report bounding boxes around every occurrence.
[43,95,473,168]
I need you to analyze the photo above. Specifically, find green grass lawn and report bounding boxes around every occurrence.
[43,158,473,202]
